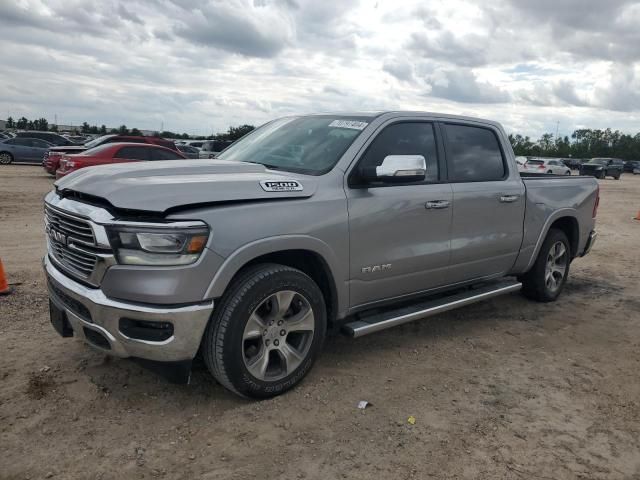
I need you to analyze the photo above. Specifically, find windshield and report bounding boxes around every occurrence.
[84,135,115,148]
[588,158,609,165]
[216,116,371,175]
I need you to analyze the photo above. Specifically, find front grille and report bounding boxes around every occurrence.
[45,205,98,280]
[45,205,95,245]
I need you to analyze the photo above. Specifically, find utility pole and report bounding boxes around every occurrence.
[555,121,559,139]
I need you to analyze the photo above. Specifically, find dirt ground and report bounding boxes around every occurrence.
[1,165,639,480]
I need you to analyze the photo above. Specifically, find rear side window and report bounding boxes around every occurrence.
[107,137,145,144]
[444,124,505,182]
[353,122,439,185]
[115,147,150,160]
[151,148,183,160]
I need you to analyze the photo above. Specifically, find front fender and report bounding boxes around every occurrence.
[204,235,348,316]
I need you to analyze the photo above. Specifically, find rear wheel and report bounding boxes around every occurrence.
[0,152,13,165]
[202,263,327,399]
[547,170,553,174]
[519,229,571,302]
[565,170,571,175]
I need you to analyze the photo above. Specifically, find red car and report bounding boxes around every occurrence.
[44,134,178,175]
[55,143,187,179]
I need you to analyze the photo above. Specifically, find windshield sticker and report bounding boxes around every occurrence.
[329,120,368,130]
[260,180,304,192]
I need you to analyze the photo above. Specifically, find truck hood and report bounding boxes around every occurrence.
[54,160,318,213]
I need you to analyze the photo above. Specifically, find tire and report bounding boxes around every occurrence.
[0,152,13,165]
[565,170,571,175]
[202,263,327,399]
[599,170,606,179]
[519,229,571,303]
[615,173,621,180]
[547,170,553,174]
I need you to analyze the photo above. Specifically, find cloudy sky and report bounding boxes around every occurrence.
[1,0,639,137]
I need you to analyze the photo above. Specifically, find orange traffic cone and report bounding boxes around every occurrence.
[0,259,12,295]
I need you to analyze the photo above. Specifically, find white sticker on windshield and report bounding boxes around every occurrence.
[329,120,368,130]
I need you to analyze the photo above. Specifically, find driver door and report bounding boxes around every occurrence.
[346,121,453,308]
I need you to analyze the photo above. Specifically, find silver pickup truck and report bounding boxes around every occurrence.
[44,112,599,398]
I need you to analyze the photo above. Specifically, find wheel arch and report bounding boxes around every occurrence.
[527,211,580,270]
[205,236,345,325]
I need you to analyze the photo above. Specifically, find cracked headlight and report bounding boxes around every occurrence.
[107,224,209,266]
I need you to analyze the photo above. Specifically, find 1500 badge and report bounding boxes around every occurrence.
[260,180,304,192]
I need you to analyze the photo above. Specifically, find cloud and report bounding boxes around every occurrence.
[427,70,510,104]
[0,0,639,139]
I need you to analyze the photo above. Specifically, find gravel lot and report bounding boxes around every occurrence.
[1,165,639,480]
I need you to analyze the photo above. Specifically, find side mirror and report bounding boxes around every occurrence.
[368,155,427,183]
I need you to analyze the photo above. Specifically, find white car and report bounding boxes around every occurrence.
[523,158,571,175]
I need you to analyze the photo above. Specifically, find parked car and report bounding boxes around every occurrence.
[0,137,54,164]
[187,141,205,149]
[15,131,75,146]
[561,158,582,170]
[55,143,187,178]
[44,112,599,399]
[199,140,233,159]
[44,135,179,175]
[623,160,640,173]
[522,158,571,175]
[176,144,200,159]
[579,158,624,179]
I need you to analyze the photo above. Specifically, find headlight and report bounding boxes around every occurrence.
[106,224,209,266]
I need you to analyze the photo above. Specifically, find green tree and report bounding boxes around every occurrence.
[81,122,90,133]
[16,117,28,129]
[49,124,58,132]
[130,128,142,136]
[6,116,15,129]
[118,125,129,135]
[34,118,48,131]
[99,125,107,134]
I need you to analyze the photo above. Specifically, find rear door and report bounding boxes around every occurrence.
[442,123,525,284]
[346,121,453,307]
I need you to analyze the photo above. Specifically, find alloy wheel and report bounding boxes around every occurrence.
[545,241,567,293]
[242,290,315,381]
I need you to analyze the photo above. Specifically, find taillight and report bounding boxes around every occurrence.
[538,165,545,170]
[593,184,600,218]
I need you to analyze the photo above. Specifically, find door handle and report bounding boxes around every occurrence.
[499,194,520,203]
[425,200,450,209]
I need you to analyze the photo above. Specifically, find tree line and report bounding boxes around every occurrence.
[4,116,255,142]
[8,114,638,159]
[509,129,640,160]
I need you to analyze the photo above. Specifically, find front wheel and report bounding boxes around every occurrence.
[202,263,327,399]
[0,152,13,165]
[599,170,606,179]
[519,229,571,302]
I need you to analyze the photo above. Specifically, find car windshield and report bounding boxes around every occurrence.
[216,116,371,175]
[588,158,609,165]
[84,135,115,148]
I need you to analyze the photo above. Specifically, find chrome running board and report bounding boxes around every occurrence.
[343,280,522,338]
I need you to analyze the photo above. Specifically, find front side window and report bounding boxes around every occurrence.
[351,122,439,186]
[217,116,371,175]
[444,124,505,182]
